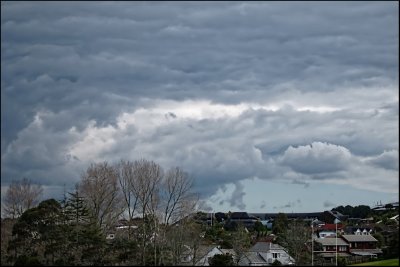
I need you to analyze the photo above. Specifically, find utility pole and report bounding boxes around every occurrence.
[334,218,340,266]
[336,221,338,266]
[311,220,314,266]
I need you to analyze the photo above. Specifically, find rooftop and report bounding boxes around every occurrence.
[342,234,378,242]
[314,237,349,246]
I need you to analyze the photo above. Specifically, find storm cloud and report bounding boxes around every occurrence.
[1,2,398,210]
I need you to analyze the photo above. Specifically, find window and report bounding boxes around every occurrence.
[273,253,280,259]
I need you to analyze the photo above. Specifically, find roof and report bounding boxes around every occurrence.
[249,242,286,252]
[319,252,352,258]
[242,252,267,264]
[342,235,377,242]
[315,238,349,246]
[318,223,343,230]
[196,245,221,260]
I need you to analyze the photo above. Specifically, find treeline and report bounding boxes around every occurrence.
[1,159,202,266]
[332,205,372,218]
[332,204,399,221]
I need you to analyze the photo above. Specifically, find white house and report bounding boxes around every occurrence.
[180,245,230,266]
[239,242,295,266]
[195,246,225,266]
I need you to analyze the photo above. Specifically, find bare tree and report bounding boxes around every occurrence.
[161,167,195,225]
[3,178,43,218]
[79,162,124,231]
[231,223,251,265]
[117,160,139,239]
[131,159,163,266]
[279,219,311,265]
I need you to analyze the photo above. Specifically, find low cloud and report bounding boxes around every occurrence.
[280,142,352,175]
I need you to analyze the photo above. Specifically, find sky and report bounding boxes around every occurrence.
[1,1,399,214]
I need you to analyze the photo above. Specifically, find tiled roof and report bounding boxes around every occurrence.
[342,235,377,242]
[243,252,266,264]
[319,252,352,258]
[249,242,285,252]
[318,223,343,230]
[315,237,348,246]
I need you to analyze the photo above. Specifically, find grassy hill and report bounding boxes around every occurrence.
[350,258,399,266]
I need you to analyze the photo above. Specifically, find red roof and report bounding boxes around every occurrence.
[319,224,343,230]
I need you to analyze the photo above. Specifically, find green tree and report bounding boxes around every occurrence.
[373,232,385,248]
[353,205,371,218]
[230,223,251,265]
[271,259,282,266]
[337,256,347,266]
[8,199,66,265]
[79,222,107,266]
[254,221,266,237]
[208,254,234,266]
[273,213,288,237]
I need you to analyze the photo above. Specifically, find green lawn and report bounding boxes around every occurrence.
[350,258,399,266]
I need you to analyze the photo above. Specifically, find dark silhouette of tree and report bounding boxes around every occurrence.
[273,213,288,239]
[208,253,234,266]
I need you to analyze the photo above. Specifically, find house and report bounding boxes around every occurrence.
[311,219,325,227]
[344,226,373,236]
[180,245,229,266]
[194,245,225,266]
[227,212,258,229]
[313,237,351,262]
[239,241,295,266]
[239,252,270,266]
[341,235,382,257]
[315,223,343,238]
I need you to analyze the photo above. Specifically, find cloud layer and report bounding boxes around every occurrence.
[2,2,398,210]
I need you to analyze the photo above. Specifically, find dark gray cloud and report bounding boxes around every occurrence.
[1,2,398,208]
[366,150,399,171]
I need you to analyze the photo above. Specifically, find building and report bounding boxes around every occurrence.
[341,235,382,257]
[239,241,295,266]
[315,223,344,238]
[314,237,351,263]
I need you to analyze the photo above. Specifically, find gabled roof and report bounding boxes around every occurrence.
[342,235,377,242]
[196,245,221,260]
[318,223,343,231]
[249,242,286,252]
